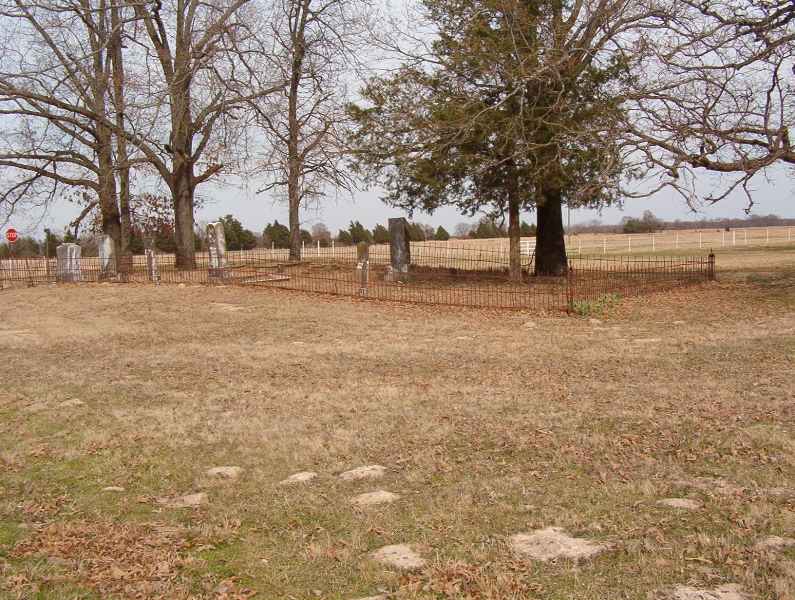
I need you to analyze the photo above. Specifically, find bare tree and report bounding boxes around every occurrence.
[254,0,371,261]
[624,0,795,211]
[0,0,135,252]
[129,0,285,268]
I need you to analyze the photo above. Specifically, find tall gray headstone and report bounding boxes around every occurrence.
[143,236,160,282]
[387,217,411,282]
[97,235,116,280]
[56,243,83,282]
[206,222,231,279]
[356,241,370,294]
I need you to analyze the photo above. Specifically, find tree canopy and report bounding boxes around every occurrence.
[349,0,656,276]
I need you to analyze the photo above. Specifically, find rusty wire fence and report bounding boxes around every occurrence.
[0,242,714,311]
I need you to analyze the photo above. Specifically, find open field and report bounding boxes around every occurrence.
[1,247,794,599]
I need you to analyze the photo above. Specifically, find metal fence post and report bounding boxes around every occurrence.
[708,251,715,281]
[566,258,574,314]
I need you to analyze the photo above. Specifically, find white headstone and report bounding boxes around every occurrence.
[146,249,159,281]
[97,235,116,279]
[206,222,231,279]
[143,238,160,281]
[56,243,83,282]
[356,241,370,294]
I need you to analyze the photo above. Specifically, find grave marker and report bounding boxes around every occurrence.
[97,235,116,280]
[206,222,231,279]
[143,237,160,282]
[356,241,370,294]
[387,217,411,282]
[55,243,83,282]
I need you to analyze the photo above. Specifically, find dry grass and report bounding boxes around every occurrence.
[0,249,794,599]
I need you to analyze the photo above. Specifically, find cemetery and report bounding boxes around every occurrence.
[0,217,717,312]
[1,0,794,595]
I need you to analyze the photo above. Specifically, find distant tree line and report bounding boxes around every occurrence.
[567,213,795,235]
[6,211,791,258]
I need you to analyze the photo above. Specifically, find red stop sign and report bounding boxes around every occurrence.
[5,228,18,243]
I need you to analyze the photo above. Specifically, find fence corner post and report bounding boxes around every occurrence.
[566,258,575,314]
[708,250,715,281]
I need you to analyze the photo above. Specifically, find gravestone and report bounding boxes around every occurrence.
[387,217,411,282]
[356,241,370,294]
[206,222,231,279]
[55,243,83,282]
[97,235,116,280]
[143,237,160,282]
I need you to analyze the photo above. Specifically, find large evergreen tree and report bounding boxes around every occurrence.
[349,0,655,277]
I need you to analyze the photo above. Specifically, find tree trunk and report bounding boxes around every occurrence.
[172,170,196,270]
[96,125,123,248]
[287,87,301,261]
[287,0,309,262]
[87,0,122,252]
[507,169,522,282]
[110,0,132,270]
[287,74,301,261]
[288,185,301,261]
[534,184,567,276]
[97,162,122,246]
[171,86,197,270]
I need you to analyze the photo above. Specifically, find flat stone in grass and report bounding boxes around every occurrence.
[169,492,208,508]
[756,535,795,551]
[657,498,703,510]
[509,527,606,562]
[351,491,399,506]
[339,465,386,481]
[205,466,243,480]
[101,486,125,492]
[279,471,318,485]
[759,487,794,498]
[57,399,85,408]
[670,584,747,599]
[676,477,743,496]
[371,545,425,571]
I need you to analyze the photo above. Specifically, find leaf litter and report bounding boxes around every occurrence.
[5,519,255,599]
